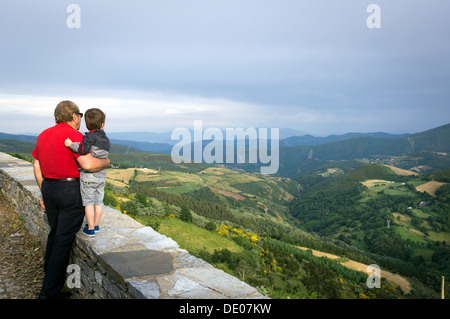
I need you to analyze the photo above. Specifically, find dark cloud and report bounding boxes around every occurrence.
[0,0,449,135]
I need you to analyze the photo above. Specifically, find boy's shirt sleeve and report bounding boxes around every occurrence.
[68,129,84,159]
[91,148,109,158]
[70,133,94,155]
[69,142,83,155]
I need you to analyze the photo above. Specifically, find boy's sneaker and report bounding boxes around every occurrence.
[85,224,100,232]
[82,226,95,237]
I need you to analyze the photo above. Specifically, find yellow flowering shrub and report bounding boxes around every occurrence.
[215,225,260,246]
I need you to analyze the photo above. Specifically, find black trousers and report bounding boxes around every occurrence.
[39,179,84,298]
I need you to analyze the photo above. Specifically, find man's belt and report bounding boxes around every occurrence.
[44,177,80,182]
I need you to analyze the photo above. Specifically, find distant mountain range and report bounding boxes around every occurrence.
[279,132,410,147]
[0,129,411,155]
[107,132,413,155]
[0,133,38,143]
[106,128,307,144]
[275,123,450,177]
[1,123,449,178]
[213,123,450,177]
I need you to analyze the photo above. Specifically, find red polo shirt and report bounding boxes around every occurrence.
[31,122,84,179]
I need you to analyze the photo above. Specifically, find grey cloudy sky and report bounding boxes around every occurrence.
[0,0,449,136]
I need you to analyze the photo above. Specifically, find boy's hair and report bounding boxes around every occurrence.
[84,108,106,131]
[54,100,80,123]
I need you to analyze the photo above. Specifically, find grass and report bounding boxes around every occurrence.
[360,179,422,201]
[393,213,412,227]
[384,188,416,196]
[360,177,450,245]
[107,166,288,198]
[428,231,450,243]
[136,216,244,255]
[161,182,199,194]
[408,180,428,187]
[393,226,428,243]
[106,166,297,223]
[412,208,429,219]
[412,247,435,262]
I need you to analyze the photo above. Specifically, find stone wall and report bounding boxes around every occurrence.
[0,152,265,299]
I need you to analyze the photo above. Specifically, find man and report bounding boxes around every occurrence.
[32,100,110,299]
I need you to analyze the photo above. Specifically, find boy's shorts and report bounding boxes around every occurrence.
[80,173,106,206]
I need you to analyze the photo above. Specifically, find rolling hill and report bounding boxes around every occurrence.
[2,123,449,176]
[105,162,300,237]
[279,132,410,147]
[2,123,449,298]
[290,162,450,295]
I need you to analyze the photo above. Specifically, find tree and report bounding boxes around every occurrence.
[162,201,172,217]
[121,201,138,217]
[135,193,149,207]
[205,221,216,231]
[180,205,192,223]
[103,191,118,208]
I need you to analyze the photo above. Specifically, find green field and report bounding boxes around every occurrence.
[136,216,244,254]
[361,180,419,199]
[392,225,428,243]
[360,177,450,246]
[107,165,297,224]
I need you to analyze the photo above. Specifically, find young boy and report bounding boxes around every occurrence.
[65,108,111,237]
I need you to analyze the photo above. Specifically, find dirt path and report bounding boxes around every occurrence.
[297,246,412,294]
[0,193,44,299]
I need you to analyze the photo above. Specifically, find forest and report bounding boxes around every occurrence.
[289,164,450,295]
[103,181,408,299]
[100,161,448,299]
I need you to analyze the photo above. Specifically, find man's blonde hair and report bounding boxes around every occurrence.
[54,100,80,123]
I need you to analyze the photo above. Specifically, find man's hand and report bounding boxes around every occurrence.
[33,160,45,211]
[39,198,45,211]
[64,138,72,148]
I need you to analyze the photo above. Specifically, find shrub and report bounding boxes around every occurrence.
[205,221,216,231]
[135,193,149,207]
[145,218,161,231]
[180,205,192,223]
[120,201,138,216]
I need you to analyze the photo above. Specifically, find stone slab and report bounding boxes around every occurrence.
[99,249,174,280]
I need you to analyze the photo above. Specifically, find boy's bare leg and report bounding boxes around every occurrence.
[94,204,103,227]
[85,205,95,230]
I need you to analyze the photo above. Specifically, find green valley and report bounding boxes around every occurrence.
[290,163,450,298]
[2,123,449,299]
[102,153,448,299]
